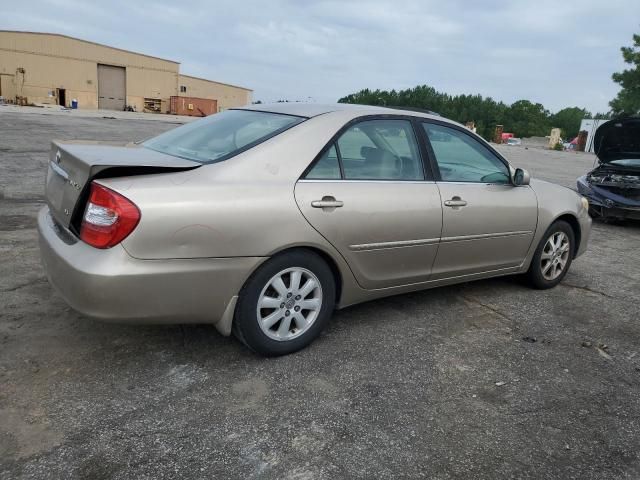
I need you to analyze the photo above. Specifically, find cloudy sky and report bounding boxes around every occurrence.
[4,0,639,113]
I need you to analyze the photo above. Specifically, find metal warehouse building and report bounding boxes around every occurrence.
[0,30,252,113]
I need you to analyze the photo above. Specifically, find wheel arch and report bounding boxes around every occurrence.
[238,244,345,308]
[229,245,346,354]
[554,213,581,258]
[265,245,344,305]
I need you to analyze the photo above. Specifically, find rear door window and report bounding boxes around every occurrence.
[339,120,423,180]
[305,145,341,179]
[304,119,424,181]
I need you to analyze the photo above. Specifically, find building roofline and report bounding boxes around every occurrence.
[0,30,180,64]
[178,73,253,92]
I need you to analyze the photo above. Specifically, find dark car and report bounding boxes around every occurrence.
[577,118,640,220]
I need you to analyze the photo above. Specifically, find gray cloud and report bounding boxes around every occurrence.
[3,0,639,112]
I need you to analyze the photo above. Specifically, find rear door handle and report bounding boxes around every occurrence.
[444,197,467,208]
[311,196,344,209]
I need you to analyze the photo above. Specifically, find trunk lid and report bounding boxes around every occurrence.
[594,118,640,163]
[45,141,200,230]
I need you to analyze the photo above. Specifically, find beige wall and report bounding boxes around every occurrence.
[0,73,15,99]
[0,31,252,113]
[178,75,252,111]
[0,31,178,109]
[0,48,98,106]
[126,68,178,112]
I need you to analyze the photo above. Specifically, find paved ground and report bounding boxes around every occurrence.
[1,110,639,479]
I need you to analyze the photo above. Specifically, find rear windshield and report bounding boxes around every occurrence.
[143,110,305,163]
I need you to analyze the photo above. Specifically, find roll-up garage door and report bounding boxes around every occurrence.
[97,64,126,110]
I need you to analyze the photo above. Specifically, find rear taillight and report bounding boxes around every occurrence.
[80,182,140,249]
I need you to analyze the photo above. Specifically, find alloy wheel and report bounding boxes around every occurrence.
[540,231,570,281]
[256,267,323,341]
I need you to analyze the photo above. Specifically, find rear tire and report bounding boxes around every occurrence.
[526,220,575,289]
[233,250,335,356]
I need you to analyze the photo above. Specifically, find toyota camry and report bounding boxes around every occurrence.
[38,103,591,355]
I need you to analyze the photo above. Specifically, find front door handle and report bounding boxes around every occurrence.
[311,196,344,209]
[444,196,467,208]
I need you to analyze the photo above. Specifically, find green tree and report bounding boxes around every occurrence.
[610,32,640,116]
[338,85,510,140]
[503,100,551,138]
[552,107,591,139]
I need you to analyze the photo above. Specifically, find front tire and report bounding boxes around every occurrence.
[233,250,336,356]
[526,220,575,289]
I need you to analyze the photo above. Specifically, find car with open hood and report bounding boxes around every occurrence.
[38,103,591,356]
[577,117,640,220]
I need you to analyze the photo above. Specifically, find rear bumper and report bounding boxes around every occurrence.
[38,206,264,333]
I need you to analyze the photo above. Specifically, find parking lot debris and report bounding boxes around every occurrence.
[597,348,613,360]
[581,341,613,360]
[495,381,507,387]
[597,344,613,360]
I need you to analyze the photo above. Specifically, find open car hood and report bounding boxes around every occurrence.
[594,118,640,163]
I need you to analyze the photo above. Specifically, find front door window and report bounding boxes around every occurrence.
[423,123,510,184]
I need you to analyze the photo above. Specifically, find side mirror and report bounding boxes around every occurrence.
[513,168,530,186]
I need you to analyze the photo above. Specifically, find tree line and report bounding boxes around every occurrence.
[338,86,606,141]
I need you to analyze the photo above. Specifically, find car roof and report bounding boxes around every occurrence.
[239,102,445,121]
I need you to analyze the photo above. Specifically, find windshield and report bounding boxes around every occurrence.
[143,110,305,163]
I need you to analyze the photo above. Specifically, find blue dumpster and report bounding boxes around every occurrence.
[71,99,78,109]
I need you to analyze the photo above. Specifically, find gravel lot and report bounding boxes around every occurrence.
[1,110,639,479]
